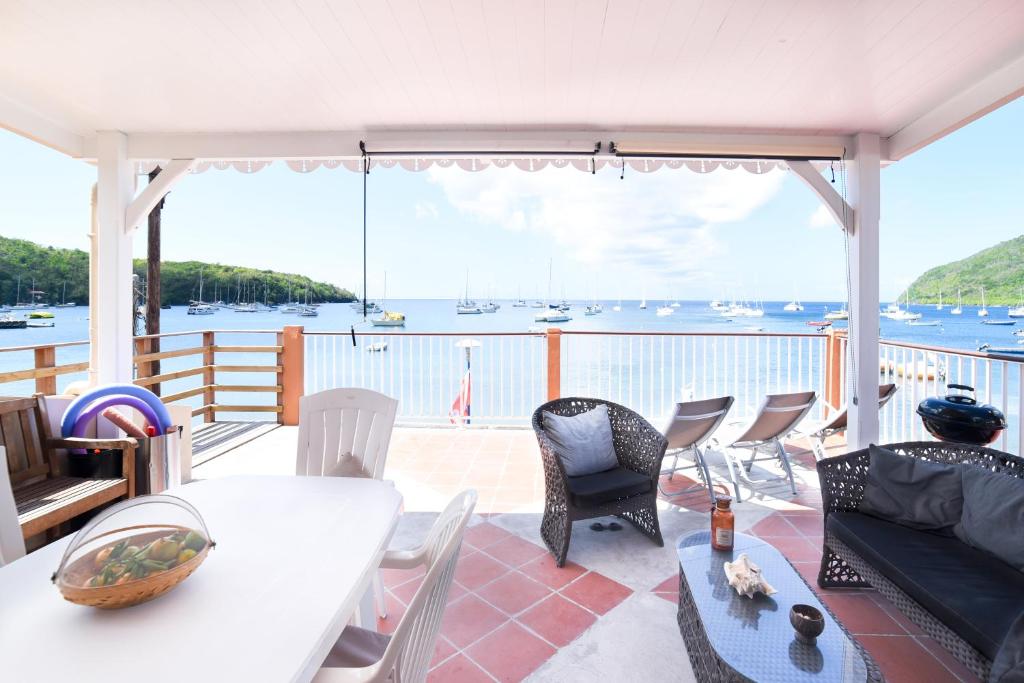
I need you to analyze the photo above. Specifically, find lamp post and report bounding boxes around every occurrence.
[455,339,481,425]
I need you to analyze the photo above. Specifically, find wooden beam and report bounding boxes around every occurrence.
[886,52,1024,161]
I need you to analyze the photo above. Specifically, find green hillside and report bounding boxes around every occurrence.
[0,235,354,306]
[903,235,1024,306]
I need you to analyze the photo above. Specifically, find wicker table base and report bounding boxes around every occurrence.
[676,531,883,683]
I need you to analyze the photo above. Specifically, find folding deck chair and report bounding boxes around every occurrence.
[720,391,817,501]
[805,383,898,460]
[658,396,734,504]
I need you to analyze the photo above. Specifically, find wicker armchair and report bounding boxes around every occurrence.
[532,397,668,567]
[817,441,1024,680]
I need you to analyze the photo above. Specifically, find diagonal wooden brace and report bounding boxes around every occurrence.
[124,158,195,234]
[787,159,855,234]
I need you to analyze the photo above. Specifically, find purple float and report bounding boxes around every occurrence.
[61,383,172,438]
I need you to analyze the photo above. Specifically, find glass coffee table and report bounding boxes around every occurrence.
[676,531,884,682]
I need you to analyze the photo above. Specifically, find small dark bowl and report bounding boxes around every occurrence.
[790,604,825,645]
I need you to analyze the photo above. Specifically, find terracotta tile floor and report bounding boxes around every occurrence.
[198,427,980,682]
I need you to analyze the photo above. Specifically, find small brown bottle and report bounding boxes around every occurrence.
[711,496,735,551]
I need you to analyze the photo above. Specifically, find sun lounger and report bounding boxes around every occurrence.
[805,384,898,460]
[658,396,734,504]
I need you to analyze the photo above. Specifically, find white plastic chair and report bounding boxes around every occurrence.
[297,388,399,480]
[297,388,399,618]
[0,446,27,566]
[314,490,477,683]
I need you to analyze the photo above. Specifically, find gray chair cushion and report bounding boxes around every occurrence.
[566,466,651,507]
[828,511,1024,660]
[322,625,391,669]
[858,444,964,535]
[956,465,1024,572]
[543,405,619,476]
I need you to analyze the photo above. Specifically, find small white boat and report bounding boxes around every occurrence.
[981,319,1015,326]
[535,311,570,323]
[978,288,989,317]
[371,312,405,327]
[530,300,545,308]
[480,302,499,313]
[584,306,598,316]
[366,342,388,352]
[298,306,318,317]
[783,301,804,312]
[824,307,849,321]
[456,304,482,315]
[951,288,963,315]
[936,291,944,310]
[1008,289,1024,317]
[639,298,647,310]
[907,320,940,327]
[670,302,681,308]
[513,299,527,307]
[187,303,215,315]
[656,305,674,317]
[26,319,54,328]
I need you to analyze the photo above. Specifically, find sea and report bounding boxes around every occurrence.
[3,299,1022,449]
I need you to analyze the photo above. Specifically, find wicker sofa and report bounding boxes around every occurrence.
[817,441,1024,681]
[532,398,667,567]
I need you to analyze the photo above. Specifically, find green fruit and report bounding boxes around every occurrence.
[183,531,206,552]
[149,539,180,562]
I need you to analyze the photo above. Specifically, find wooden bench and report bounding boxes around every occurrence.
[0,396,136,539]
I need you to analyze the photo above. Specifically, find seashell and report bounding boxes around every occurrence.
[723,553,777,598]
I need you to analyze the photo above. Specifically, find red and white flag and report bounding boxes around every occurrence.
[449,370,471,425]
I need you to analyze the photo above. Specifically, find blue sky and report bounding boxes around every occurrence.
[0,97,1021,301]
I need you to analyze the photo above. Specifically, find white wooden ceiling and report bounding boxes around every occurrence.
[1,0,1022,160]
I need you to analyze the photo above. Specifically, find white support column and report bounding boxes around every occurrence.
[846,133,882,450]
[91,132,136,384]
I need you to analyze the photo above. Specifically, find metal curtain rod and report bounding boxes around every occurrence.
[607,142,841,162]
[358,141,602,158]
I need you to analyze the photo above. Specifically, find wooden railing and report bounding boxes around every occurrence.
[0,329,298,423]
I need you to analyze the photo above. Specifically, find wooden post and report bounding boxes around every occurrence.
[281,325,304,426]
[202,331,215,423]
[276,330,285,425]
[34,345,56,395]
[145,166,164,394]
[823,329,847,416]
[134,337,151,385]
[546,327,561,401]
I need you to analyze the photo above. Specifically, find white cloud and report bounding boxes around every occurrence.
[414,201,439,220]
[809,204,838,229]
[426,164,786,281]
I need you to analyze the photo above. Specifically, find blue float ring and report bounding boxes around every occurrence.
[61,383,173,437]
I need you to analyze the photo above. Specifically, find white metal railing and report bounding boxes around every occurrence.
[561,332,830,426]
[876,340,1024,454]
[303,331,548,425]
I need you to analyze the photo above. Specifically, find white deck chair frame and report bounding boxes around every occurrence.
[0,446,26,566]
[658,396,734,504]
[297,388,399,618]
[722,392,817,502]
[806,384,898,461]
[314,490,477,683]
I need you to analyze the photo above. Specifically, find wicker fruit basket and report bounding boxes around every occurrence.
[52,494,215,609]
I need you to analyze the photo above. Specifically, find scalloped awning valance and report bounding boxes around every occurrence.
[133,157,791,176]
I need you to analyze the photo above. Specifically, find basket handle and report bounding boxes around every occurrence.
[52,494,214,583]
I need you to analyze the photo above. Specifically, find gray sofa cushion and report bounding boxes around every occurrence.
[956,465,1024,572]
[858,444,964,534]
[543,405,618,476]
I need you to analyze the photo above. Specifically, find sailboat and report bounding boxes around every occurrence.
[512,287,527,307]
[978,288,989,317]
[55,281,75,307]
[456,271,482,314]
[11,277,31,310]
[935,291,944,311]
[951,289,963,315]
[371,273,405,326]
[1008,288,1024,318]
[639,296,647,310]
[612,298,622,312]
[656,296,674,316]
[535,260,571,323]
[187,270,216,315]
[783,301,804,312]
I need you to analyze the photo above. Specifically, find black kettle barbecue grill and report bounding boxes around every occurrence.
[916,383,1007,446]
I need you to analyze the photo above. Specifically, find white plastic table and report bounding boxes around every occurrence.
[0,475,403,683]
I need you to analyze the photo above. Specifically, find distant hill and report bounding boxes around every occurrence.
[0,235,354,306]
[903,235,1024,306]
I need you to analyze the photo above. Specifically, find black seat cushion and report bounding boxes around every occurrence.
[566,467,652,507]
[828,511,1024,659]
